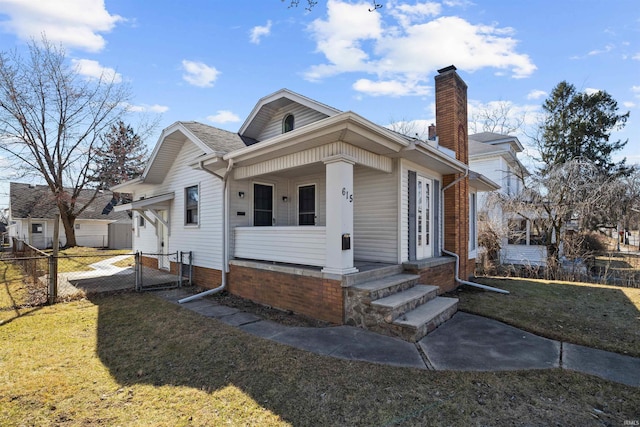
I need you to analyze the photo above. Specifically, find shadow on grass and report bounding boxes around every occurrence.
[0,262,45,326]
[75,291,640,425]
[455,277,640,357]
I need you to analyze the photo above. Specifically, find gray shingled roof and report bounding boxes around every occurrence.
[179,121,250,153]
[10,182,130,221]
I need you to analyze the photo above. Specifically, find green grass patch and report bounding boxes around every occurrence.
[1,293,639,425]
[454,277,640,357]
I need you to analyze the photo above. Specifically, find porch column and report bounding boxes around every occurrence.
[322,155,358,275]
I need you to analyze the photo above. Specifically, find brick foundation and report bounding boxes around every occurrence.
[228,263,343,324]
[404,258,457,293]
[140,255,222,289]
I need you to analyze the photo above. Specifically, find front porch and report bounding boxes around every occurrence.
[227,256,458,341]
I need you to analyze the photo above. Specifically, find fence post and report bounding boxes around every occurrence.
[178,251,183,288]
[188,251,193,285]
[135,251,141,291]
[48,255,57,305]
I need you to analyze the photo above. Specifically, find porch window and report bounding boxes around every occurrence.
[529,220,547,246]
[283,114,294,133]
[253,183,273,226]
[508,219,527,245]
[298,184,315,225]
[185,185,199,225]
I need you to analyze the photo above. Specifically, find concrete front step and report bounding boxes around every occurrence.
[371,284,439,323]
[392,297,459,342]
[351,273,421,300]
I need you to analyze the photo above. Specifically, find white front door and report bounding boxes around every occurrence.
[158,210,170,270]
[416,176,433,259]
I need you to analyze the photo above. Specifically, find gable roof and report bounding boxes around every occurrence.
[9,182,130,221]
[239,88,342,140]
[139,121,248,185]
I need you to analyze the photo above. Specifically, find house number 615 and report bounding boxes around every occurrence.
[342,187,353,203]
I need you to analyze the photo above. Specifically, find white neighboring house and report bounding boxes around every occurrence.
[8,182,130,249]
[469,132,548,266]
[112,66,499,341]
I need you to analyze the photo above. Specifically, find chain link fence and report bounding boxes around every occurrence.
[1,239,192,322]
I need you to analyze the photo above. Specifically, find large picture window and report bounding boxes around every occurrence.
[185,185,199,225]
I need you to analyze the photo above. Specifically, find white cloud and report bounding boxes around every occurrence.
[250,20,272,44]
[632,85,640,96]
[587,44,614,56]
[124,103,169,113]
[0,0,124,52]
[305,0,536,96]
[72,59,122,83]
[633,52,640,60]
[527,89,547,100]
[585,87,601,95]
[353,78,431,96]
[623,101,636,108]
[181,60,220,87]
[207,110,240,124]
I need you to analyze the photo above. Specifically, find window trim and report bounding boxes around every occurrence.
[282,114,295,133]
[184,184,200,227]
[469,191,477,252]
[252,181,276,226]
[297,183,317,226]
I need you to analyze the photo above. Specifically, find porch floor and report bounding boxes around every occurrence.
[231,258,397,275]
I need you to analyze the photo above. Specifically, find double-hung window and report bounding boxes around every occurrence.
[185,185,199,225]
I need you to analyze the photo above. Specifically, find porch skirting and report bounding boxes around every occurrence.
[228,261,343,324]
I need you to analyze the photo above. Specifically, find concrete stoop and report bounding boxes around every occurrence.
[345,271,458,342]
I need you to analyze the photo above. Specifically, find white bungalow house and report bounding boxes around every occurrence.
[113,66,499,341]
[468,132,548,266]
[8,182,131,249]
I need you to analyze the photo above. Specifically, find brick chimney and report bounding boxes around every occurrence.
[435,65,473,282]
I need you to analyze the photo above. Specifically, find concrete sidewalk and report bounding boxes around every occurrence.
[155,288,640,387]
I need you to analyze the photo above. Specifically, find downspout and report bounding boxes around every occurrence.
[441,168,509,294]
[179,159,234,303]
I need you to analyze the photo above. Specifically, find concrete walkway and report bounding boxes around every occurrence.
[155,288,640,388]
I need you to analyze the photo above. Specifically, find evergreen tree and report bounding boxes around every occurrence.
[539,81,630,176]
[93,121,148,190]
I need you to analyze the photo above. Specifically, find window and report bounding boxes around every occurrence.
[185,185,199,225]
[298,184,315,225]
[282,114,294,133]
[529,220,547,246]
[138,214,145,227]
[253,183,273,226]
[31,224,43,234]
[508,219,527,245]
[469,192,477,251]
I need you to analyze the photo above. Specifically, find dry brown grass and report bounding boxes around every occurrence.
[1,293,639,426]
[453,277,640,357]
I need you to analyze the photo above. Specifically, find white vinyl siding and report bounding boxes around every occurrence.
[131,141,224,270]
[256,104,330,141]
[353,164,397,263]
[234,226,326,266]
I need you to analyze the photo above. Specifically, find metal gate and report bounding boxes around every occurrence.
[135,251,192,291]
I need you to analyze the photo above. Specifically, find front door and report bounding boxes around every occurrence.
[416,176,433,259]
[158,210,170,270]
[254,183,274,226]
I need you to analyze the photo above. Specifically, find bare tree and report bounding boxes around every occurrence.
[498,159,614,275]
[386,117,431,140]
[0,37,130,247]
[470,100,526,135]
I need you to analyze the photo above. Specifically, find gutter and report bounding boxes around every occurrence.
[441,168,509,294]
[178,159,234,304]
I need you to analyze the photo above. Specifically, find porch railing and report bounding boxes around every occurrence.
[234,226,326,267]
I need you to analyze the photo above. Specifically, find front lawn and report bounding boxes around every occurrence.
[453,277,640,357]
[1,293,639,425]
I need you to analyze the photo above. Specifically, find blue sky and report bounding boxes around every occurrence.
[0,0,639,210]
